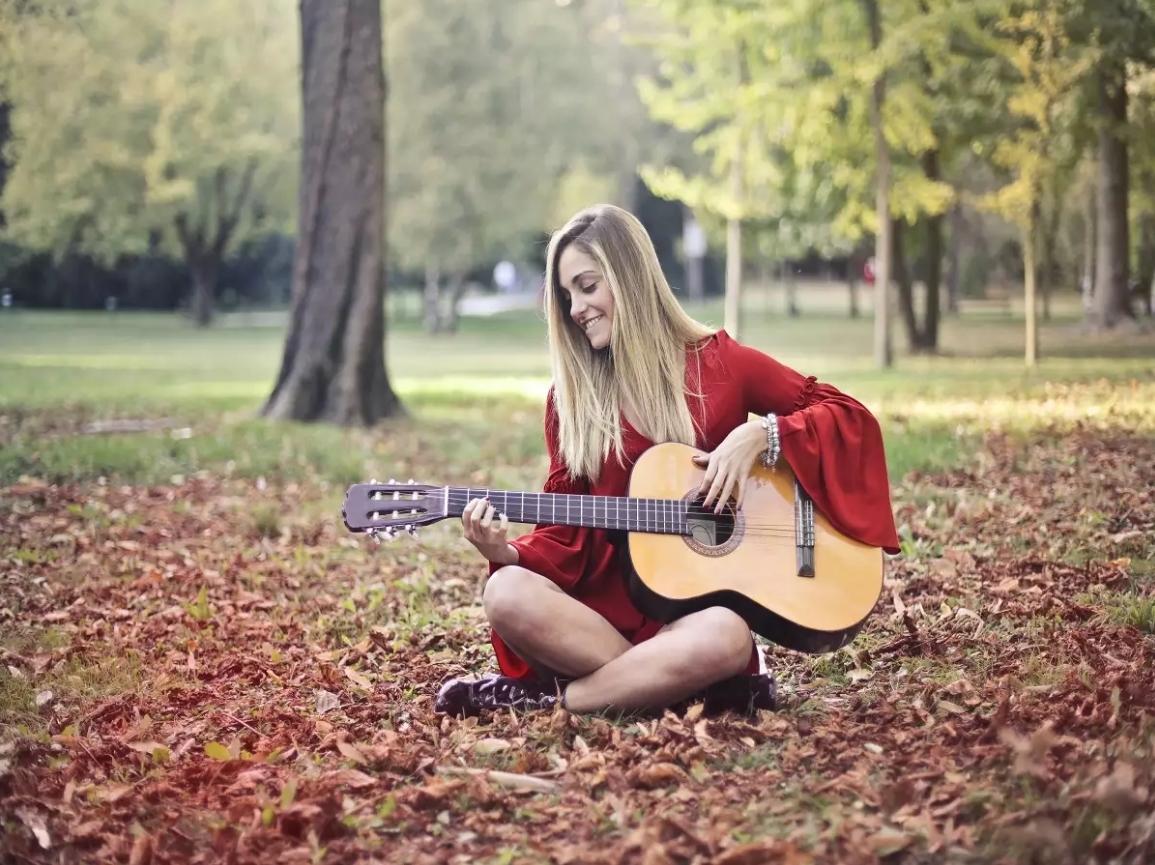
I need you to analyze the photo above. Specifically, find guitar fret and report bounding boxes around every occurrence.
[445,486,690,535]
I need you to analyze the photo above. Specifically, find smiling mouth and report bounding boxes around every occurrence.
[581,315,604,331]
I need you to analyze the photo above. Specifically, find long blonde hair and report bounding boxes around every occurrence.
[543,204,716,481]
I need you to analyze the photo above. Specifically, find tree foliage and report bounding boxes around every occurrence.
[386,0,657,331]
[0,0,298,324]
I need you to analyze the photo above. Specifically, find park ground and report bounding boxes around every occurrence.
[1,288,1154,864]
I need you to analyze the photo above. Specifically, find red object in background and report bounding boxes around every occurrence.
[863,256,876,285]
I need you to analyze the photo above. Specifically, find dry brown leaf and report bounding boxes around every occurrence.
[336,739,368,765]
[344,666,373,690]
[629,761,686,789]
[868,826,914,856]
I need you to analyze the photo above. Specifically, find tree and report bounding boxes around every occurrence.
[387,0,653,334]
[0,0,298,326]
[1071,0,1155,328]
[980,0,1091,365]
[261,0,401,426]
[634,1,797,342]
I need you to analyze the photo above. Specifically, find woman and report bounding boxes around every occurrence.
[435,204,900,719]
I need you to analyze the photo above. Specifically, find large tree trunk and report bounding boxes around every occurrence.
[892,219,920,350]
[262,0,402,426]
[1090,60,1134,328]
[863,0,892,368]
[188,254,217,328]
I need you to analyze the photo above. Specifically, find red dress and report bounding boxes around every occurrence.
[488,330,901,679]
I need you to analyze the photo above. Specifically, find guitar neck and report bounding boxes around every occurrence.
[444,487,692,535]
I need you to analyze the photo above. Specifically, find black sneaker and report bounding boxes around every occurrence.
[434,675,564,718]
[691,672,778,717]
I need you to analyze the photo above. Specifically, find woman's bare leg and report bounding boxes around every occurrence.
[482,566,632,678]
[484,566,753,714]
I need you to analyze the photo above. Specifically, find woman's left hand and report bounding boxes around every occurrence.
[692,420,767,513]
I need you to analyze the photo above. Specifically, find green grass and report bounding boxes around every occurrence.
[1,301,1153,489]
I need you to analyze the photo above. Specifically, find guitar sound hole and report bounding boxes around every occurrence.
[686,497,736,547]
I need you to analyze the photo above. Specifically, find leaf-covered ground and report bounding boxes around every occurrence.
[2,426,1154,865]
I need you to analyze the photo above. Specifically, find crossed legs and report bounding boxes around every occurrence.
[482,565,755,714]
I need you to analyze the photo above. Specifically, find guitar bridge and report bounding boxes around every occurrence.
[794,479,815,578]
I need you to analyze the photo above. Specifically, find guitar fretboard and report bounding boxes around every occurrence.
[446,487,692,535]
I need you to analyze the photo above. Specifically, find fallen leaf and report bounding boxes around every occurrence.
[868,826,913,856]
[337,739,368,765]
[344,666,373,690]
[629,762,686,789]
[16,808,50,849]
[472,738,511,755]
[315,690,340,714]
[204,741,232,761]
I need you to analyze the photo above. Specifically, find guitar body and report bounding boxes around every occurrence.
[621,442,884,654]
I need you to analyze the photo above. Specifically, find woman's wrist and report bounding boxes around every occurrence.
[487,543,518,567]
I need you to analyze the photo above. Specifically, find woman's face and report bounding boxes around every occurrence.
[557,244,614,350]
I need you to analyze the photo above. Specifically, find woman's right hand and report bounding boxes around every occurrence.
[462,497,516,565]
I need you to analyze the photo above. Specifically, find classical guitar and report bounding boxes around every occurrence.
[342,442,884,655]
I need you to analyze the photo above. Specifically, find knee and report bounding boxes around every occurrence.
[694,606,753,679]
[483,566,541,637]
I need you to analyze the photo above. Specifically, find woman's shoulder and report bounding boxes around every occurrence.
[689,327,740,365]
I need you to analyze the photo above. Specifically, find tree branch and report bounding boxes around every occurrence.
[212,159,259,258]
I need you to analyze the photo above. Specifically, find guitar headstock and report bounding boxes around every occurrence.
[342,479,447,540]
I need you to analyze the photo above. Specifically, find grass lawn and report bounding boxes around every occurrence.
[1,303,1154,864]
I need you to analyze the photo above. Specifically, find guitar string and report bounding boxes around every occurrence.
[378,496,803,522]
[367,492,814,536]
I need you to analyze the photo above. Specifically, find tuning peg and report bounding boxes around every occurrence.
[406,524,419,539]
[370,478,378,484]
[388,478,397,484]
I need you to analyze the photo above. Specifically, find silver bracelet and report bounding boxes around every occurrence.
[760,413,780,470]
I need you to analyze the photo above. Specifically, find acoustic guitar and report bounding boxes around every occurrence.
[342,441,885,655]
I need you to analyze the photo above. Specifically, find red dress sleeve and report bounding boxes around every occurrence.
[718,332,901,555]
[488,388,592,588]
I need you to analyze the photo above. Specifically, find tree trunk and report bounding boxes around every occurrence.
[1138,207,1155,318]
[424,263,442,334]
[0,101,11,226]
[1040,197,1060,322]
[262,0,402,425]
[1082,175,1096,314]
[919,151,942,352]
[892,219,921,351]
[847,252,860,319]
[785,265,799,317]
[724,145,744,341]
[188,254,217,328]
[863,0,892,368]
[945,203,962,315]
[1024,204,1039,367]
[1091,59,1134,328]
[438,275,470,334]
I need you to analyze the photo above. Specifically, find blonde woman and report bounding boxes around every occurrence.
[436,204,900,718]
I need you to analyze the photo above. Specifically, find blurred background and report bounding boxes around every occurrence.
[3,0,1154,335]
[1,0,1153,484]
